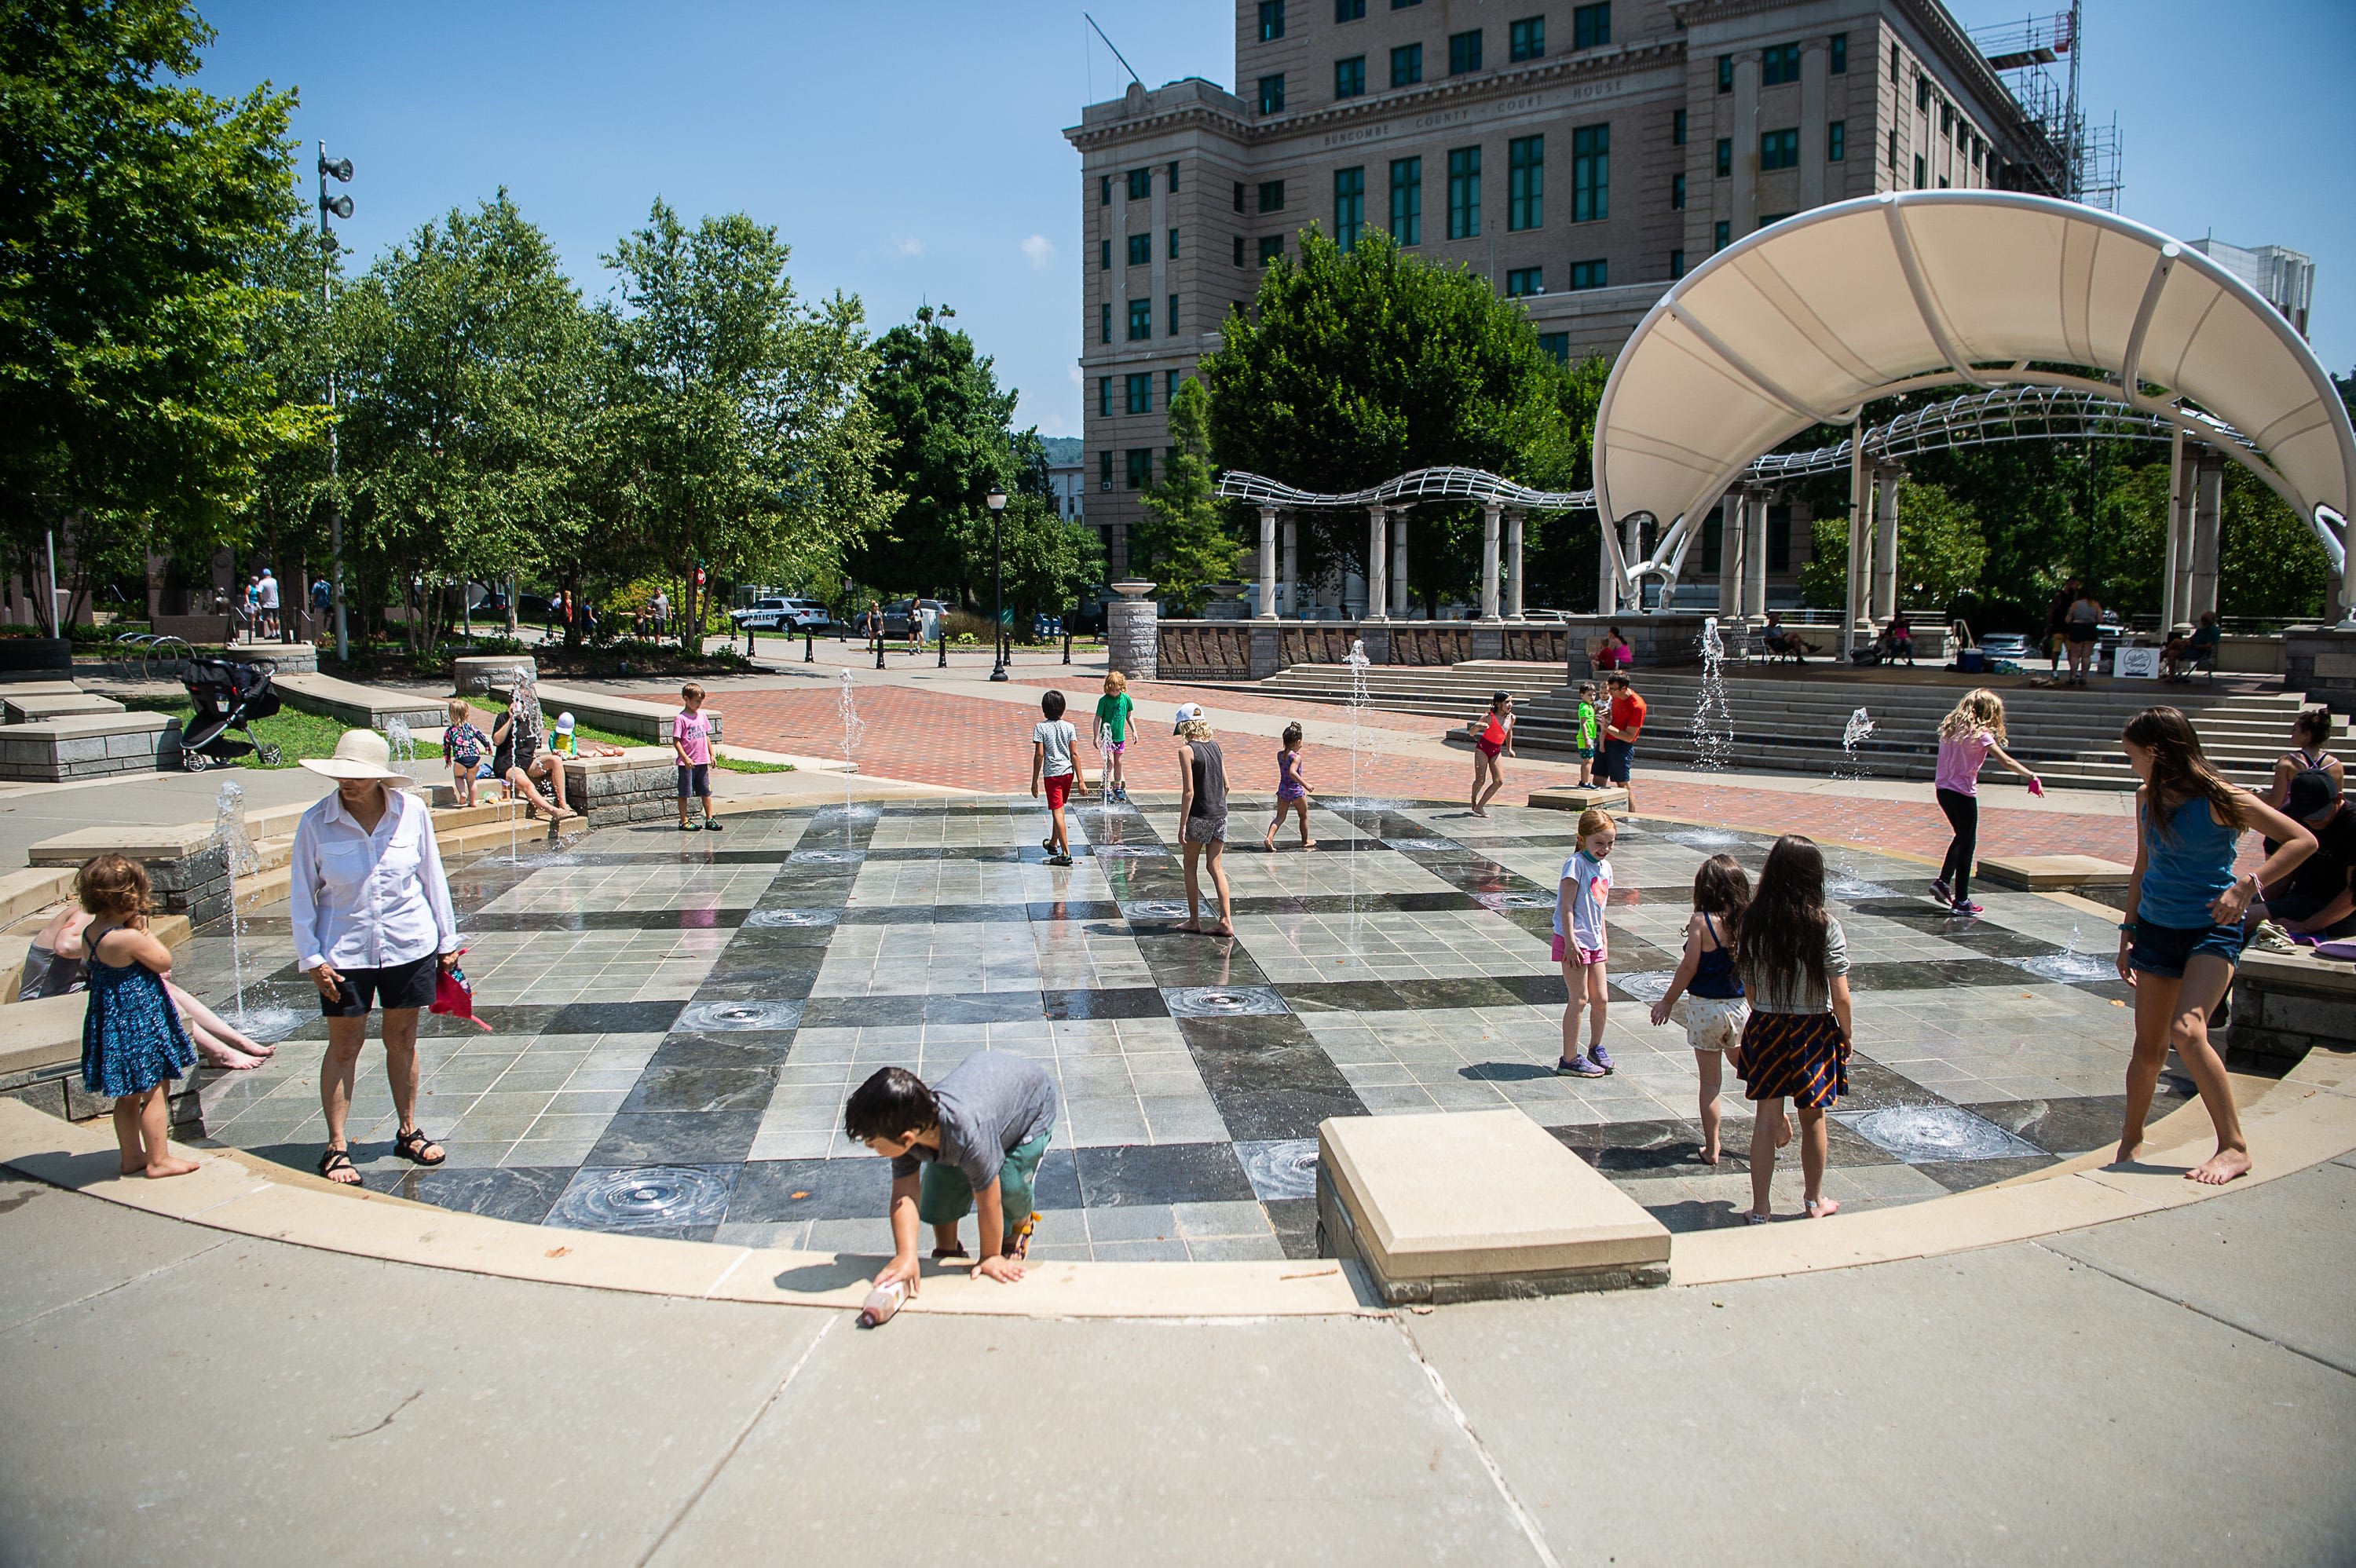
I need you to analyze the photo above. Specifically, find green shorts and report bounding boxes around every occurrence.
[916,1131,1052,1243]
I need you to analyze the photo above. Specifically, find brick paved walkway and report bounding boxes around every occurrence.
[670,679,2227,873]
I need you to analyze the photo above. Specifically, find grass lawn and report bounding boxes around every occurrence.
[123,696,349,769]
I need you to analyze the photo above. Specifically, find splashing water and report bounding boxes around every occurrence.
[2016,922,2116,984]
[503,671,547,865]
[1344,639,1374,947]
[382,715,416,771]
[838,669,866,850]
[1827,706,1879,886]
[208,780,304,1043]
[1688,615,1734,771]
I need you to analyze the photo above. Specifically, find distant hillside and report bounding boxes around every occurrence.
[1038,436,1084,465]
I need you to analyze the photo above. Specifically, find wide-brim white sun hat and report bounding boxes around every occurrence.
[298,728,414,787]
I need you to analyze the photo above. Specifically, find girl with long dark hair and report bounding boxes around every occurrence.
[1734,835,1852,1221]
[2116,707,2314,1185]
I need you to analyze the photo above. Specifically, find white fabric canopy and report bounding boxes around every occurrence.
[1593,191,2356,612]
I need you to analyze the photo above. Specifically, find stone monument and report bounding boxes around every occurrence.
[1106,579,1158,681]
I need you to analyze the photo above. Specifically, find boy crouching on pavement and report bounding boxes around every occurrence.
[849,1051,1059,1295]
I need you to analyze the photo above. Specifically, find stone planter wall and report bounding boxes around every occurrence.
[221,641,320,675]
[0,713,183,782]
[561,747,686,825]
[2284,625,2356,711]
[2226,948,2356,1065]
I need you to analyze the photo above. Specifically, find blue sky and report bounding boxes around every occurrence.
[199,0,2354,440]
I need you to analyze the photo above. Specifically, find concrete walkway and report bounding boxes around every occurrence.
[2,1151,2349,1564]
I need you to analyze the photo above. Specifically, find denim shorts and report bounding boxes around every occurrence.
[2128,918,2244,979]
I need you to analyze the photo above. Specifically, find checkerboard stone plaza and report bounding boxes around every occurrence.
[185,797,2193,1261]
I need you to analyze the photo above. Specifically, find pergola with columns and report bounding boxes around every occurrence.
[1215,193,2356,648]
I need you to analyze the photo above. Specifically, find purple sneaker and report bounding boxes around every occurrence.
[1556,1054,1606,1078]
[1589,1044,1616,1074]
[1928,878,1952,905]
[1950,898,1984,916]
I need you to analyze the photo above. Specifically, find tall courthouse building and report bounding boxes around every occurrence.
[1068,0,2072,583]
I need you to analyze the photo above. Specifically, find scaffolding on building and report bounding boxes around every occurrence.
[1971,1,2122,210]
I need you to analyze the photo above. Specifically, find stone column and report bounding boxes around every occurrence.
[2189,452,2225,620]
[1391,508,1410,619]
[1742,491,1770,625]
[2171,449,2197,629]
[1479,503,1502,620]
[1504,510,1525,619]
[1366,506,1388,621]
[1872,466,1902,623]
[1282,512,1298,617]
[1715,492,1743,620]
[1256,506,1279,620]
[1104,579,1159,680]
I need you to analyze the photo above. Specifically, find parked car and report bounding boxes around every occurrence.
[733,597,832,633]
[881,598,947,638]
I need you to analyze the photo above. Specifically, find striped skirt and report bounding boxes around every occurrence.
[1736,1010,1849,1109]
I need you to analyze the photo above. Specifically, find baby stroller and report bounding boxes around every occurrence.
[180,658,283,769]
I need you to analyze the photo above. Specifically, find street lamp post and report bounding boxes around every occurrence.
[316,144,355,662]
[986,486,1008,682]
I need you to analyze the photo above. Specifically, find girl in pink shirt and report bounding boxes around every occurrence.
[1932,690,2042,915]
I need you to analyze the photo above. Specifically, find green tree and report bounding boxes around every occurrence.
[602,200,894,645]
[1798,477,1988,612]
[334,192,589,650]
[0,0,325,628]
[1135,378,1245,613]
[847,305,1037,603]
[1202,228,1575,607]
[980,494,1103,630]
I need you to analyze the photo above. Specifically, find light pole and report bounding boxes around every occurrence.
[316,144,355,661]
[986,485,1008,682]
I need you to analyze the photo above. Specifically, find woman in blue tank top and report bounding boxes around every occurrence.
[2116,707,2314,1188]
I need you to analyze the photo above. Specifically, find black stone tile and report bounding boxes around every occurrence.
[1263,1196,1322,1259]
[388,1163,571,1224]
[1913,1153,2062,1192]
[1213,1087,1370,1142]
[1278,980,1410,1014]
[1027,900,1126,923]
[693,968,824,1002]
[1835,1057,1952,1113]
[1847,957,2062,992]
[1041,987,1169,1021]
[1173,1011,1324,1059]
[727,1157,892,1222]
[647,1033,796,1070]
[1132,937,1271,989]
[1031,1148,1083,1211]
[1494,972,1573,1007]
[1823,1117,1904,1167]
[1549,1117,1738,1175]
[547,1162,738,1240]
[584,1109,762,1168]
[1391,976,1530,1011]
[1072,1142,1256,1207]
[1961,1091,2186,1156]
[620,1065,778,1115]
[547,1000,687,1036]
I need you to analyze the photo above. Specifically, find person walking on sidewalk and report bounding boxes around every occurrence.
[291,729,463,1190]
[1930,690,2043,916]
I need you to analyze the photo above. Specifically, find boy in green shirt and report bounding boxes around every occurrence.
[1575,682,1601,786]
[1093,671,1135,802]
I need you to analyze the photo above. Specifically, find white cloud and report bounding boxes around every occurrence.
[1066,362,1084,386]
[898,237,924,256]
[1021,234,1055,270]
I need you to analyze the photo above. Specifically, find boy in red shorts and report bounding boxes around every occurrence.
[1033,689,1085,867]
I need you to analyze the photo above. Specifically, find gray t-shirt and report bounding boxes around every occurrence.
[891,1050,1059,1192]
[1034,719,1077,780]
[1743,919,1850,1014]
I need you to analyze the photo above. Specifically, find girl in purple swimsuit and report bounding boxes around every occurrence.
[1263,723,1316,851]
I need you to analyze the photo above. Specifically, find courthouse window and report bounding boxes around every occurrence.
[1336,55,1366,98]
[1508,136,1543,230]
[1571,124,1608,221]
[1447,146,1481,239]
[1391,43,1422,86]
[1389,158,1421,244]
[1509,16,1543,60]
[1449,30,1482,75]
[1573,2,1610,49]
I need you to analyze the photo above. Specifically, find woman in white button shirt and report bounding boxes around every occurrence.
[290,729,460,1188]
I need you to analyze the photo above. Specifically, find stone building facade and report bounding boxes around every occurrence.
[1067,0,2060,609]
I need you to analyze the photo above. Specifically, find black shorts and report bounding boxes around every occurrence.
[318,953,437,1017]
[677,762,711,799]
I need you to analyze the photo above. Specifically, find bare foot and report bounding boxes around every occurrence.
[197,1042,264,1070]
[144,1154,200,1179]
[1205,923,1235,938]
[1698,1143,1720,1166]
[1261,837,1276,852]
[1740,1208,1769,1225]
[1805,1197,1841,1219]
[1301,840,1317,850]
[2113,1135,2145,1167]
[1178,920,1202,934]
[2187,1146,2252,1185]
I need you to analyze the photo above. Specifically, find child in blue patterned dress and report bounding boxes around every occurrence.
[76,855,199,1179]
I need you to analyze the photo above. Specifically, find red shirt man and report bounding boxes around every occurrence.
[1601,674,1647,815]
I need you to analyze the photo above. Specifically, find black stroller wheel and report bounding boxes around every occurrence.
[257,742,284,767]
[182,749,210,772]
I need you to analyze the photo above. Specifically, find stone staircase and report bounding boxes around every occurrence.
[1233,660,2351,792]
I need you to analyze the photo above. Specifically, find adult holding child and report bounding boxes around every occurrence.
[2114,707,2313,1185]
[291,729,463,1188]
[1173,703,1233,936]
[1598,672,1647,818]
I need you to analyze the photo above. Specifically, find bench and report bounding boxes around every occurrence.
[273,672,450,733]
[2,692,126,724]
[525,683,719,747]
